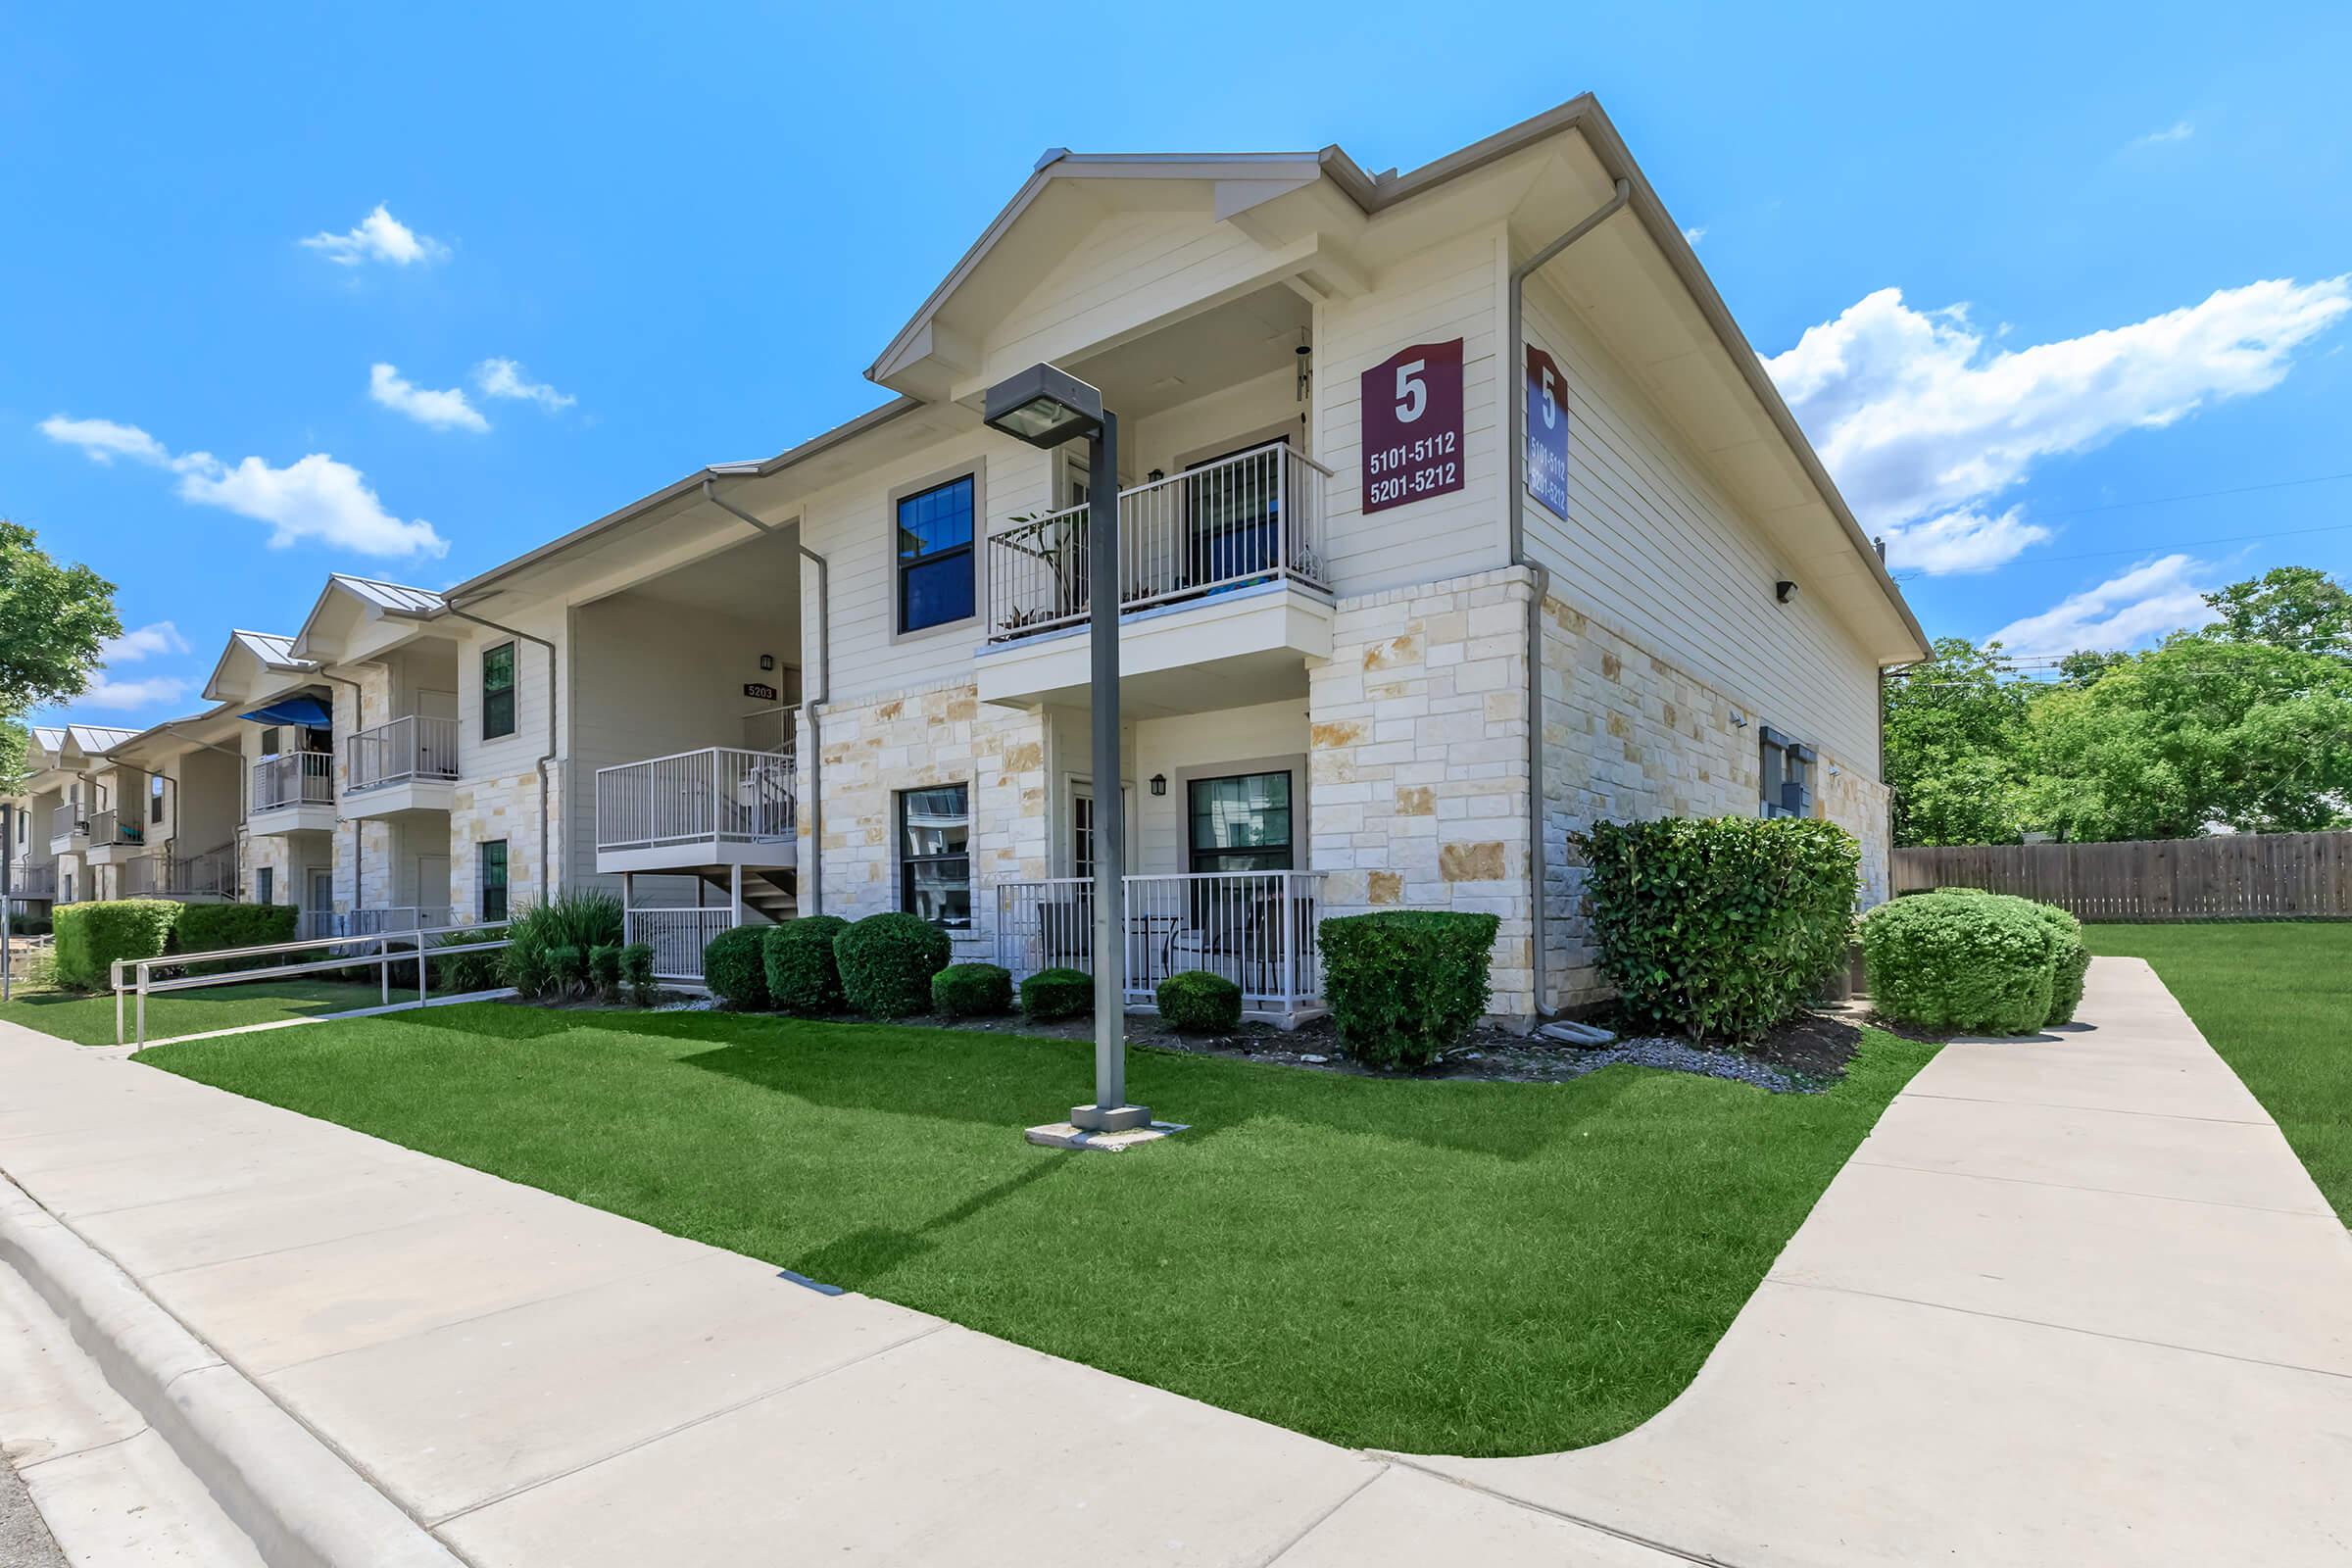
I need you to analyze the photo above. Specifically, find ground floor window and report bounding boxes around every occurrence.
[255,866,272,906]
[1759,727,1815,818]
[480,840,509,922]
[899,784,970,927]
[1188,770,1293,873]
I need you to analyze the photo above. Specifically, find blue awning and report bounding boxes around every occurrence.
[239,695,333,726]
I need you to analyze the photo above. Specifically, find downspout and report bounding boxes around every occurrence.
[438,609,559,906]
[702,474,829,916]
[1507,177,1631,1019]
[319,670,368,918]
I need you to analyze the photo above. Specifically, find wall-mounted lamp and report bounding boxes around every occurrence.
[1147,467,1164,483]
[1775,580,1799,605]
[759,653,776,672]
[1730,708,1750,729]
[1149,773,1167,797]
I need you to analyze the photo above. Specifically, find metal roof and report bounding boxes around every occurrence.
[328,573,447,615]
[231,630,315,671]
[67,725,139,755]
[28,726,66,755]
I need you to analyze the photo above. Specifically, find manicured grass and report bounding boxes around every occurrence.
[0,976,396,1047]
[145,1006,1935,1454]
[2084,923,2352,1224]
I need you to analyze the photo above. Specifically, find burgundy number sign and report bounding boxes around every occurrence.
[1361,339,1464,514]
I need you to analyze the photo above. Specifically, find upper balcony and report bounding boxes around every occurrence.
[345,714,460,818]
[594,746,796,876]
[82,806,150,864]
[251,752,336,835]
[978,441,1336,712]
[49,803,87,856]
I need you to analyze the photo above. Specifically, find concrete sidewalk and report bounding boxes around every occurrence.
[1420,957,2352,1564]
[2,957,2346,1564]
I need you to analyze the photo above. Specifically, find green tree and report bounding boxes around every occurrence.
[0,520,119,717]
[2200,565,2352,655]
[1884,637,2035,846]
[0,717,24,793]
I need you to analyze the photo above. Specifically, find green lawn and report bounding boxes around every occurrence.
[2084,923,2352,1224]
[144,1006,1935,1455]
[0,976,395,1047]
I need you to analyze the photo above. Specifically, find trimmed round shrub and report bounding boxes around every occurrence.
[2018,900,2089,1026]
[834,911,951,1017]
[934,961,1013,1018]
[618,942,658,1005]
[1861,892,2057,1034]
[1569,816,1860,1044]
[588,943,622,999]
[763,915,849,1016]
[702,924,772,1009]
[1156,969,1242,1033]
[1020,966,1093,1020]
[53,899,182,990]
[1318,911,1500,1067]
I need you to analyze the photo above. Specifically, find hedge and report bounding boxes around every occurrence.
[2023,901,2090,1026]
[835,912,951,1018]
[1020,966,1093,1021]
[174,903,298,975]
[1860,892,2056,1034]
[933,961,1012,1018]
[702,925,772,1009]
[53,900,181,990]
[1569,815,1861,1044]
[1318,911,1499,1067]
[764,915,849,1016]
[1156,969,1242,1033]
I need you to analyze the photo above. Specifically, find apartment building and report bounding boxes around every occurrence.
[13,96,1927,1024]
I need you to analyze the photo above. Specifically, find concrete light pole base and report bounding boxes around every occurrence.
[1024,1118,1186,1153]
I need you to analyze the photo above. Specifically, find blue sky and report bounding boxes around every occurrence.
[7,2,2350,725]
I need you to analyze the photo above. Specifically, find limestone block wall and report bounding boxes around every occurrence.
[809,678,1049,963]
[1538,593,1889,1012]
[449,768,555,922]
[1307,566,1538,1020]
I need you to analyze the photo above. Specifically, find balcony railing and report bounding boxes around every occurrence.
[50,804,85,842]
[987,442,1333,643]
[253,752,335,813]
[348,715,461,794]
[7,864,57,901]
[595,747,796,855]
[85,808,147,850]
[624,907,737,981]
[996,869,1324,1021]
[123,841,237,900]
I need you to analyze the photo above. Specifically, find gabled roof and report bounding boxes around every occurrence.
[290,573,449,660]
[332,573,446,615]
[68,725,139,755]
[29,726,66,757]
[202,629,318,705]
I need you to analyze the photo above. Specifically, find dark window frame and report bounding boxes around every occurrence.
[1186,768,1296,875]
[481,643,517,742]
[897,782,972,928]
[1759,726,1816,819]
[480,839,510,922]
[149,775,166,824]
[255,866,273,906]
[894,474,977,635]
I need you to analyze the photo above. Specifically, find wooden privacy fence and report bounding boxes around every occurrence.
[1892,833,2352,921]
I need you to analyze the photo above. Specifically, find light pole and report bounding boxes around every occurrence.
[983,363,1150,1135]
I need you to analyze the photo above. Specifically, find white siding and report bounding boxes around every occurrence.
[983,211,1270,383]
[1521,270,1882,770]
[1312,224,1512,594]
[1132,700,1310,876]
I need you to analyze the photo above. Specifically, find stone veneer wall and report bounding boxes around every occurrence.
[1307,566,1538,1019]
[808,678,1048,963]
[1538,593,1891,1011]
[449,768,556,922]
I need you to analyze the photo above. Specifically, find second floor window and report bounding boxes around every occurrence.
[149,776,165,823]
[482,643,517,741]
[896,475,975,634]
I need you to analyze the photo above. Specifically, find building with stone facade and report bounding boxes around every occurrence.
[10,96,1927,1024]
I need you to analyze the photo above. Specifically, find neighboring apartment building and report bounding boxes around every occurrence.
[15,96,1927,1024]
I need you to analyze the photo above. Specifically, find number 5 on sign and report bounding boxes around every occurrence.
[1524,344,1570,518]
[1360,338,1464,515]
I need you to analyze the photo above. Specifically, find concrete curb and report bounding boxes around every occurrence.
[0,1174,465,1568]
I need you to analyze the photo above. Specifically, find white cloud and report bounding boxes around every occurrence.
[2132,120,2195,148]
[177,453,449,559]
[1682,225,1707,246]
[473,358,576,412]
[38,416,171,466]
[77,672,190,710]
[1766,276,2352,572]
[100,621,191,663]
[36,412,448,560]
[299,204,449,267]
[369,363,489,432]
[1984,554,2218,658]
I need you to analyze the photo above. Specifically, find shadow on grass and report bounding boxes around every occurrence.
[790,1156,1072,1292]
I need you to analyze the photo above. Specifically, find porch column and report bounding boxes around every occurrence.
[729,863,744,927]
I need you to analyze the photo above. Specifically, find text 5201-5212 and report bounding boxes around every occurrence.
[1367,461,1460,508]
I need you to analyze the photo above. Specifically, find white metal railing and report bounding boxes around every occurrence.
[995,869,1324,1021]
[109,918,513,1048]
[625,906,737,981]
[348,715,461,793]
[596,747,796,855]
[50,804,86,841]
[163,841,238,898]
[301,905,456,940]
[87,807,148,850]
[8,863,58,900]
[988,443,1333,642]
[253,752,335,813]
